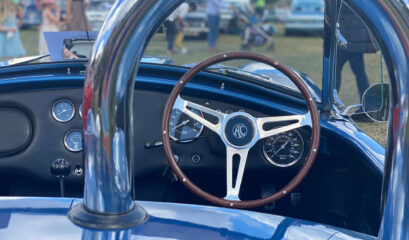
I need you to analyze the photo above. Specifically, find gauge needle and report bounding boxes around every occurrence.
[271,140,291,158]
[170,119,190,131]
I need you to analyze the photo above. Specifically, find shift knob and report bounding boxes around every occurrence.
[50,158,70,197]
[50,158,71,178]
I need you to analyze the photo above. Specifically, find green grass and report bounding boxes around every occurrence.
[20,29,39,57]
[145,23,324,87]
[357,121,387,147]
[19,25,388,146]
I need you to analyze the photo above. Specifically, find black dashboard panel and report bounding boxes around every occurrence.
[133,89,311,176]
[0,86,311,186]
[0,88,84,183]
[0,108,32,157]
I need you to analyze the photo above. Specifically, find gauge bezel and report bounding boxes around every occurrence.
[79,103,83,119]
[64,129,83,152]
[262,129,304,167]
[52,100,75,123]
[169,108,205,143]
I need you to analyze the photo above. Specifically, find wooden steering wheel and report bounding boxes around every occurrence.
[161,52,320,208]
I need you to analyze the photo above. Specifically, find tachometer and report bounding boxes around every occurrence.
[169,108,204,142]
[262,130,304,167]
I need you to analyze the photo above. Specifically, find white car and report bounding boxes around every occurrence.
[86,0,115,31]
[284,0,324,36]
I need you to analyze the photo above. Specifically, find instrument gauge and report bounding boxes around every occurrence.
[262,130,304,167]
[64,130,83,152]
[52,100,75,122]
[169,108,204,143]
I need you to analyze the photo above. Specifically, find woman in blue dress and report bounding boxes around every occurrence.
[0,0,26,60]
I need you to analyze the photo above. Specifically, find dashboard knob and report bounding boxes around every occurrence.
[192,154,201,164]
[74,166,83,176]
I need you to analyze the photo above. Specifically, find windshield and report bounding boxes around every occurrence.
[335,1,390,146]
[0,0,324,100]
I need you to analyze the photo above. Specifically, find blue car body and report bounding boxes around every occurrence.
[0,60,385,239]
[0,0,408,239]
[0,197,375,239]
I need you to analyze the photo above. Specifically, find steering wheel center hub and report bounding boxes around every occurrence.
[224,115,255,148]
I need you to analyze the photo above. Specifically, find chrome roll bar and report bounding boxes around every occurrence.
[68,0,184,229]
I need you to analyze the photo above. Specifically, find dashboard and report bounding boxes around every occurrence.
[0,65,383,235]
[0,84,311,190]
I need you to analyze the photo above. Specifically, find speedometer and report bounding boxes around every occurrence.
[52,100,75,122]
[169,108,204,143]
[262,130,304,167]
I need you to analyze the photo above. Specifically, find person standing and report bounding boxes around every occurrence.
[15,1,24,28]
[65,0,90,31]
[174,2,196,54]
[0,0,26,60]
[206,0,227,51]
[336,4,378,100]
[255,0,266,20]
[164,10,178,54]
[39,0,61,56]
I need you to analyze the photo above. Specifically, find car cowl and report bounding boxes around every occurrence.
[0,197,375,240]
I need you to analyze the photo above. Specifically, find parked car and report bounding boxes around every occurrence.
[86,0,115,31]
[272,6,289,22]
[284,0,324,36]
[183,7,208,38]
[0,0,408,239]
[184,0,250,37]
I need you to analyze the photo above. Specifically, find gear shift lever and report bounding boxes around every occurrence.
[50,158,71,197]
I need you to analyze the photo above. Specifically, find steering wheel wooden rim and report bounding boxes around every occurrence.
[161,52,320,208]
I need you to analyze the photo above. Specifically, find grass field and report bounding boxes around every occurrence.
[18,24,387,146]
[20,30,39,57]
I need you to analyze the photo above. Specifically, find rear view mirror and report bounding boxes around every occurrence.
[362,83,390,122]
[63,39,94,59]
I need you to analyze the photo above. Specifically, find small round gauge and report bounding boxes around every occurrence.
[169,108,204,142]
[64,130,83,152]
[52,100,75,122]
[262,130,304,167]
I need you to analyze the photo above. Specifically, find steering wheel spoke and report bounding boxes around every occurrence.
[174,96,225,134]
[257,112,312,139]
[224,147,249,202]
